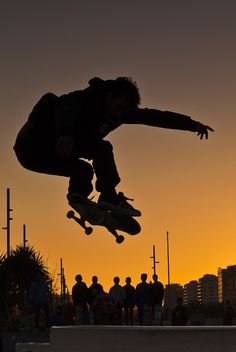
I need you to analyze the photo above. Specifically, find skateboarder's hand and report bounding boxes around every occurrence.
[56,136,75,159]
[195,123,214,140]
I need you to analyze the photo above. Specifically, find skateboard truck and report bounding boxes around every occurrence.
[66,210,124,243]
[67,210,93,235]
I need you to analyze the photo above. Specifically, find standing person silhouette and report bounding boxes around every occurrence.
[88,276,103,324]
[109,276,125,325]
[149,274,164,325]
[123,277,136,325]
[14,77,213,216]
[29,273,51,329]
[88,276,103,305]
[172,297,188,326]
[135,273,151,325]
[72,274,89,325]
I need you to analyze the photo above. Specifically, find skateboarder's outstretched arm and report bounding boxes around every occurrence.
[122,108,214,139]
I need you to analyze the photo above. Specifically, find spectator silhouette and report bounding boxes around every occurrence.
[123,277,135,325]
[92,286,116,325]
[88,276,103,324]
[29,273,50,329]
[88,276,103,303]
[109,276,125,324]
[72,274,89,324]
[135,273,151,325]
[149,274,164,325]
[172,297,188,326]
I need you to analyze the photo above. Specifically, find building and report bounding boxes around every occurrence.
[183,280,198,305]
[197,274,218,305]
[218,265,236,308]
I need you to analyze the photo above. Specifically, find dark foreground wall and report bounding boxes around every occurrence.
[16,325,236,352]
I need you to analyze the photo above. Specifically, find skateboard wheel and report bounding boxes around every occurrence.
[85,227,93,235]
[67,210,75,218]
[116,235,124,244]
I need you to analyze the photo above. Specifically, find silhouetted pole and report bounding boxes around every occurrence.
[59,258,66,304]
[150,245,159,275]
[166,231,172,322]
[2,188,13,257]
[60,258,63,302]
[23,224,28,248]
[167,232,171,287]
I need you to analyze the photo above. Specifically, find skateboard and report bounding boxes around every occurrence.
[66,201,141,244]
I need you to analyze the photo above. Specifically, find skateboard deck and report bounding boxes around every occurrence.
[67,200,141,243]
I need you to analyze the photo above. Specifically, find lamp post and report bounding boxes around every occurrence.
[23,224,28,248]
[150,245,159,276]
[2,188,13,257]
[166,231,172,323]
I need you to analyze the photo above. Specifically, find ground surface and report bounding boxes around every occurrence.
[1,329,50,352]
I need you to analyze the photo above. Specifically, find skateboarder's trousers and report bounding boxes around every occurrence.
[14,121,120,197]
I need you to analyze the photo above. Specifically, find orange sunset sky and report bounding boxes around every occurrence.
[1,1,236,292]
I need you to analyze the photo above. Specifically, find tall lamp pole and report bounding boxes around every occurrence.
[2,188,13,257]
[23,224,28,248]
[166,231,172,322]
[58,258,66,304]
[167,232,171,287]
[150,244,159,276]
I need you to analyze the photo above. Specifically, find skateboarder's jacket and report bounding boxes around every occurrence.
[26,77,201,155]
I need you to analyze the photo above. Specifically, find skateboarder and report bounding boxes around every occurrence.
[14,77,213,216]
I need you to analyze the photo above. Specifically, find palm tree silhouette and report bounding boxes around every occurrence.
[0,245,51,323]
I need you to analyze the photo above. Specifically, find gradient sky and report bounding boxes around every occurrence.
[1,0,236,292]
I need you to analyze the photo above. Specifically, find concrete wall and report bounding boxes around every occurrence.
[51,326,236,352]
[16,325,236,352]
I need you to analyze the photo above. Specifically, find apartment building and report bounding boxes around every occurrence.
[197,274,218,304]
[218,265,236,308]
[183,280,198,305]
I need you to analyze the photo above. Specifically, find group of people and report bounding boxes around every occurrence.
[3,272,235,332]
[72,273,164,326]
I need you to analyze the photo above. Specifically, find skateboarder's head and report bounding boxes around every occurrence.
[107,76,140,104]
[106,78,140,121]
[89,76,140,122]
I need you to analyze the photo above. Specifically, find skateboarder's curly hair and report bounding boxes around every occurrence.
[89,76,141,108]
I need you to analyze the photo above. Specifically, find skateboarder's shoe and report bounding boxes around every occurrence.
[67,193,96,207]
[98,192,141,217]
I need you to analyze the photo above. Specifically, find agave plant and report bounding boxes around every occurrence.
[0,245,51,317]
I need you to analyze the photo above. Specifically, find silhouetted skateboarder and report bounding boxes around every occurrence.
[14,77,213,216]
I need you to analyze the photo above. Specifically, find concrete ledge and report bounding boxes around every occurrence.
[50,325,236,352]
[15,342,51,352]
